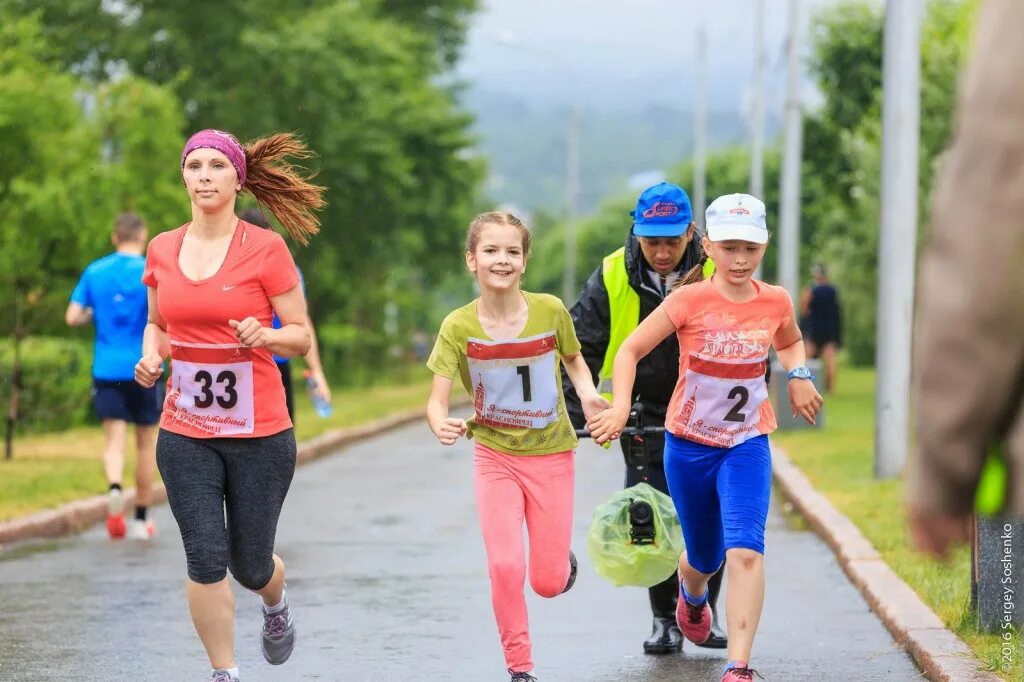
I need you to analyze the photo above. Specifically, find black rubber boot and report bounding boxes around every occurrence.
[644,571,683,654]
[643,616,683,654]
[694,564,728,649]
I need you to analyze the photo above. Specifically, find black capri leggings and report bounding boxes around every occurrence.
[157,428,297,590]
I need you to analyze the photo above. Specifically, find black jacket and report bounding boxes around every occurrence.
[562,233,705,430]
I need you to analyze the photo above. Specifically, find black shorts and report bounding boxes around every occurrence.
[277,361,295,421]
[809,329,841,348]
[92,379,162,425]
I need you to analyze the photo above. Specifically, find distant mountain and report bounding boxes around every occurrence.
[461,86,780,213]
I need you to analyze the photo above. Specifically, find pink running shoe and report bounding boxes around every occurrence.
[721,663,763,681]
[675,594,712,645]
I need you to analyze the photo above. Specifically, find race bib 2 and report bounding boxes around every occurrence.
[670,354,769,448]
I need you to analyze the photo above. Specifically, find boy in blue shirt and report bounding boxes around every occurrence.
[66,213,161,540]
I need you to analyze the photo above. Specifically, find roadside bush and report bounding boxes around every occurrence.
[0,337,94,433]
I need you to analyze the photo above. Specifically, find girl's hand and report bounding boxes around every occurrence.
[434,417,468,445]
[586,406,629,445]
[580,391,612,422]
[134,353,164,388]
[788,379,823,424]
[229,317,271,348]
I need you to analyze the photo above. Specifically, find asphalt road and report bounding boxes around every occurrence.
[0,417,921,681]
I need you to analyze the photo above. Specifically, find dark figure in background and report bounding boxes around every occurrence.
[800,264,841,393]
[239,208,332,421]
[562,182,727,654]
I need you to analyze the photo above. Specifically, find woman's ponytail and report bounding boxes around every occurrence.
[243,132,326,245]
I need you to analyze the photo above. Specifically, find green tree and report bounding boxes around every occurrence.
[17,0,483,377]
[0,13,184,453]
[802,0,975,364]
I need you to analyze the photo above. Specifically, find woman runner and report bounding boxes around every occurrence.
[134,129,324,682]
[425,211,610,681]
[588,194,823,681]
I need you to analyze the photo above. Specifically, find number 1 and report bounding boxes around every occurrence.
[516,365,532,402]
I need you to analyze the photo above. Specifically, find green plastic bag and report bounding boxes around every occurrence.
[587,482,684,588]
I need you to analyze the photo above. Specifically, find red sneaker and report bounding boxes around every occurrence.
[721,663,763,681]
[106,489,126,539]
[676,595,711,645]
[106,514,127,539]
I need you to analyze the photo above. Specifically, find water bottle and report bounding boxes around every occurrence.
[304,370,333,418]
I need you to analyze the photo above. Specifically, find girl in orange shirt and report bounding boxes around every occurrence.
[588,194,823,682]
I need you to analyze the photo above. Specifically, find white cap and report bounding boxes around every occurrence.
[705,193,769,244]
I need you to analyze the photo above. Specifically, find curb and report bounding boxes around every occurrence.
[0,399,467,551]
[772,445,1001,682]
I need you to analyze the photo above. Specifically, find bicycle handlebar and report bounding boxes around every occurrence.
[575,426,666,438]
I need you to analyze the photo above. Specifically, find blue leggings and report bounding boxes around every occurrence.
[663,432,772,575]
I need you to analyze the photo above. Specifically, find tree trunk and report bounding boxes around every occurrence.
[5,293,22,460]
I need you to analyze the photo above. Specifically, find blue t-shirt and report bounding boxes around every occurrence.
[272,266,305,364]
[70,252,149,381]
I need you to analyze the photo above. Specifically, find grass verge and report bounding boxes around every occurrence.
[0,372,435,523]
[773,366,1021,680]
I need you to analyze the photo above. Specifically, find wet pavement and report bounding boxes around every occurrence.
[0,417,922,681]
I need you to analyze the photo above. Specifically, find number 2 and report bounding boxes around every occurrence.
[516,365,532,402]
[723,386,749,422]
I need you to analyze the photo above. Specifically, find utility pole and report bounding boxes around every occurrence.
[694,23,707,230]
[874,0,923,479]
[778,0,803,303]
[562,104,581,305]
[751,0,766,279]
[749,0,765,201]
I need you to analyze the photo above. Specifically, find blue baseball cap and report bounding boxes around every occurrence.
[631,182,694,237]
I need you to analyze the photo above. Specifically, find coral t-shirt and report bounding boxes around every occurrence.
[142,220,300,438]
[661,278,793,448]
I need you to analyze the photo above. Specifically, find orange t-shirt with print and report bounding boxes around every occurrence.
[661,278,793,448]
[142,220,300,438]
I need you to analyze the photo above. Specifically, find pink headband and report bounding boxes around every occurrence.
[180,129,247,187]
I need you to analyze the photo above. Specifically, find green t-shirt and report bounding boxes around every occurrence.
[427,291,582,455]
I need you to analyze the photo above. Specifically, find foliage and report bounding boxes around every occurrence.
[0,13,185,341]
[0,2,482,420]
[0,337,94,433]
[801,0,975,364]
[528,0,975,366]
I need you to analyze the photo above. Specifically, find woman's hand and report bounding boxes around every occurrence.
[433,417,468,446]
[134,353,164,388]
[586,406,629,445]
[229,317,272,348]
[788,379,824,424]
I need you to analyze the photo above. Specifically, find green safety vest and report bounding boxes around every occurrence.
[597,247,715,399]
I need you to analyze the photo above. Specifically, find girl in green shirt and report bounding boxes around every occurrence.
[426,211,609,681]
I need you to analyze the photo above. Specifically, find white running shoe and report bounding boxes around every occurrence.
[128,518,156,540]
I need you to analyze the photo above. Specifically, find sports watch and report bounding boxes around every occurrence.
[787,366,815,381]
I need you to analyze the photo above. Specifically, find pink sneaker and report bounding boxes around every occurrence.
[721,663,763,681]
[676,595,711,645]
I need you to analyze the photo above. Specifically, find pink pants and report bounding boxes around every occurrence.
[474,442,575,673]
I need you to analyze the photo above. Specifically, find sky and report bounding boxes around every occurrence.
[457,0,881,115]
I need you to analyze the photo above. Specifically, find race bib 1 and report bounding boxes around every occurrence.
[670,354,768,448]
[166,341,255,436]
[467,333,560,430]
